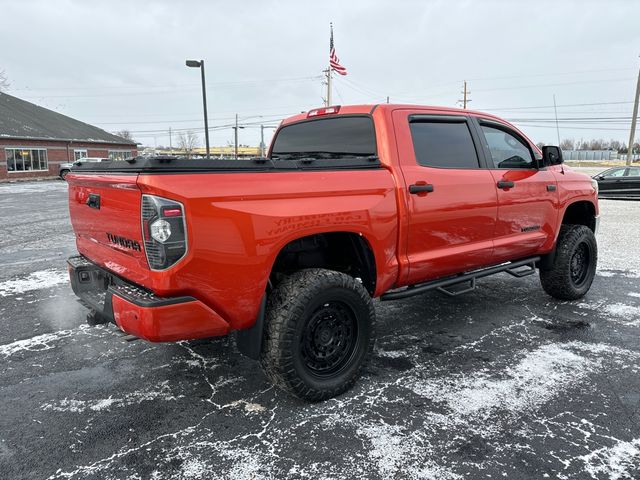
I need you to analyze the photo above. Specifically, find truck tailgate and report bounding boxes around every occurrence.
[67,173,149,285]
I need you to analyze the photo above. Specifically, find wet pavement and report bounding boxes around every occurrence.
[0,178,639,479]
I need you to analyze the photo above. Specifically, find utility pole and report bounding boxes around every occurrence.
[553,94,561,146]
[234,113,239,159]
[627,66,640,165]
[386,96,389,104]
[169,127,172,153]
[459,81,471,109]
[260,125,265,157]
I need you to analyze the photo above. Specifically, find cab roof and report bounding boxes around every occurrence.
[280,103,508,126]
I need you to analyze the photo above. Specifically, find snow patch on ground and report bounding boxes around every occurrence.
[597,269,640,279]
[221,448,273,480]
[357,422,462,479]
[575,299,640,326]
[602,303,640,325]
[579,438,640,480]
[376,349,408,358]
[409,342,608,419]
[225,400,267,413]
[628,292,640,298]
[0,328,80,358]
[0,269,68,297]
[179,458,209,479]
[41,381,182,413]
[0,181,66,195]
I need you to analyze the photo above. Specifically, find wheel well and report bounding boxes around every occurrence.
[270,232,377,295]
[562,201,596,232]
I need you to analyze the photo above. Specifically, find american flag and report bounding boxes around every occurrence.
[329,25,347,76]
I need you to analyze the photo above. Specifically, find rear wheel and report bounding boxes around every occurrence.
[540,224,597,300]
[260,268,375,401]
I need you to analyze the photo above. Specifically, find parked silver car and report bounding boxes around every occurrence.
[59,158,108,180]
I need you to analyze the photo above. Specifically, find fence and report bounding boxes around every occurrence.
[561,150,640,161]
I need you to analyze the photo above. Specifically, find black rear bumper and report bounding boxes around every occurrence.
[67,255,195,322]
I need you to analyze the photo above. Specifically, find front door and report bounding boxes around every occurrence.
[474,119,558,262]
[393,111,498,285]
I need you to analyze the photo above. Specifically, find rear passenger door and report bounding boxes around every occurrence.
[393,112,498,284]
[472,118,558,262]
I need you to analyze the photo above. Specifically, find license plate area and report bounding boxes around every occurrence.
[68,256,115,314]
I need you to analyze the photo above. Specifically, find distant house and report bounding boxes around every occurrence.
[0,92,137,181]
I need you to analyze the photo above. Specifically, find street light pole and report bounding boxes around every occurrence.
[186,59,210,159]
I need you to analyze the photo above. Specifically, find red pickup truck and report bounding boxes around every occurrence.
[67,104,599,400]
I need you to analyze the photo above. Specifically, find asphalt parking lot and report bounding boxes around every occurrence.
[1,178,639,480]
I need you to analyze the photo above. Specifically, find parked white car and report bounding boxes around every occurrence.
[59,158,108,180]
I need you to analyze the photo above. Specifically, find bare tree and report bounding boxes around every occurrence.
[535,141,546,150]
[609,139,622,152]
[0,69,9,92]
[115,129,134,142]
[560,139,575,150]
[177,131,199,158]
[587,138,605,150]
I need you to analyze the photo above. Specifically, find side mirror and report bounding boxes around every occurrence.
[542,146,563,166]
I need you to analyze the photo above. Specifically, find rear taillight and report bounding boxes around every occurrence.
[141,195,187,270]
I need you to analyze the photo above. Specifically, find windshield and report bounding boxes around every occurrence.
[270,116,376,159]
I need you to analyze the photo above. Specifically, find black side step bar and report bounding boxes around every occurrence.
[380,257,540,301]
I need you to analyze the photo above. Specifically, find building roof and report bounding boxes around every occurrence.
[0,92,136,145]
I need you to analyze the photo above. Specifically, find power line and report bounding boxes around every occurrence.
[480,100,634,111]
[12,75,323,93]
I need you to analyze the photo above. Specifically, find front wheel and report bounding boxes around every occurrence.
[260,268,375,401]
[540,224,597,300]
[60,169,70,180]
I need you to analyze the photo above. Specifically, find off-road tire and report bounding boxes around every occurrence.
[540,224,597,300]
[260,268,375,401]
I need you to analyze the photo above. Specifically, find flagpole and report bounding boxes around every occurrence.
[327,67,332,107]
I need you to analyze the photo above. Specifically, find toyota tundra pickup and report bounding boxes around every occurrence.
[66,104,599,401]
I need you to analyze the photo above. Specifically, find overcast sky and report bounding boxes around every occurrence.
[2,0,638,149]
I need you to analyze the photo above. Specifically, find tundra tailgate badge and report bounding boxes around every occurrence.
[106,233,142,251]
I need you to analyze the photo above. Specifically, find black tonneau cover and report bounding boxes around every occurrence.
[71,156,381,174]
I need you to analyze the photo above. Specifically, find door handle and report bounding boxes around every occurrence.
[497,181,515,189]
[409,184,434,194]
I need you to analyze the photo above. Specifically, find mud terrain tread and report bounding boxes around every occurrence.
[540,224,597,300]
[260,268,375,401]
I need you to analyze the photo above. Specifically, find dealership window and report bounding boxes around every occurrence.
[74,149,88,161]
[108,150,132,161]
[5,148,49,172]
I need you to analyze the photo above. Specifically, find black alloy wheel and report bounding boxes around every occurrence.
[300,300,358,377]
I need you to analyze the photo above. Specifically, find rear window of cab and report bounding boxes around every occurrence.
[270,116,376,159]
